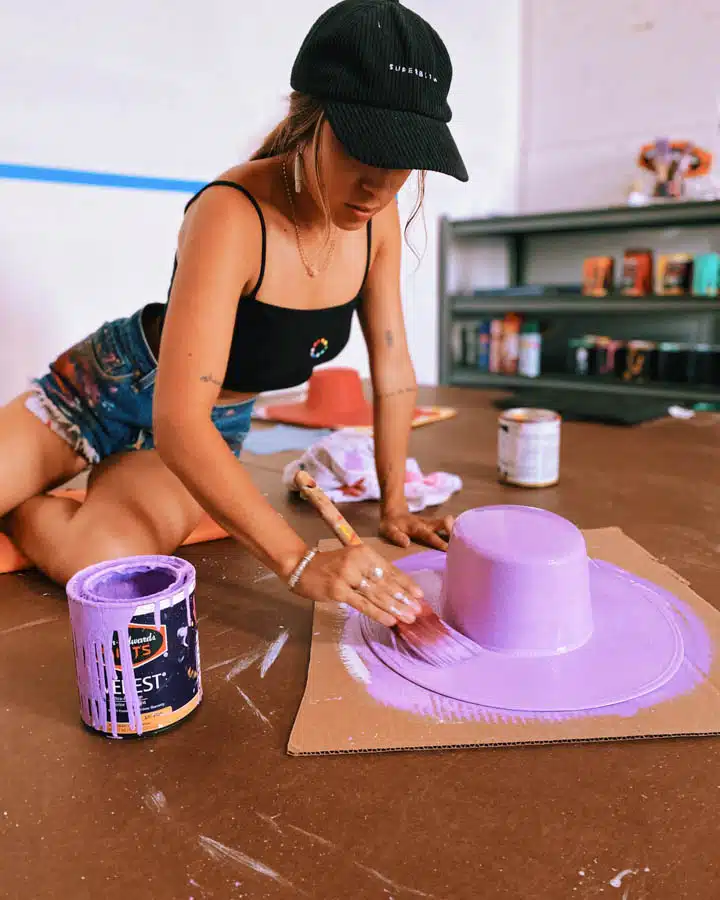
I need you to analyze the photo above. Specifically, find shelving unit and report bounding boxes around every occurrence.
[438,201,720,401]
[449,371,720,404]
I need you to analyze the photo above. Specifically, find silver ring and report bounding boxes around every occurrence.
[357,578,370,593]
[371,566,384,580]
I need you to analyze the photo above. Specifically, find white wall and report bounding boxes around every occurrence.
[0,0,522,404]
[518,0,720,212]
[389,1,522,383]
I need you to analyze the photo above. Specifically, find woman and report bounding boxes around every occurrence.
[0,0,468,627]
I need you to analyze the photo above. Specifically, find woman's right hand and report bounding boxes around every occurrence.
[292,545,424,627]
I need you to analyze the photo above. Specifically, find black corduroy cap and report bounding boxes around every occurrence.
[290,0,468,182]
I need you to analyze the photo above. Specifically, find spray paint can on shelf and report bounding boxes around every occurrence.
[450,322,465,366]
[476,320,491,371]
[501,314,521,374]
[518,320,542,377]
[498,408,561,488]
[489,319,504,373]
[461,323,476,367]
[66,555,201,739]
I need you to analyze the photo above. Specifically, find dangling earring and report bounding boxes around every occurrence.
[294,148,303,194]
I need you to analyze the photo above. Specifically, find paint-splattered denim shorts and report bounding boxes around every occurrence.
[27,307,255,465]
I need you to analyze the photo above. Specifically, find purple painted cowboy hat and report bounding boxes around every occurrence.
[359,506,685,712]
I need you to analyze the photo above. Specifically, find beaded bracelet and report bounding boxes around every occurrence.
[287,547,318,591]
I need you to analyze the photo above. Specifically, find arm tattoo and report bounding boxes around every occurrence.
[376,385,416,399]
[384,330,394,348]
[200,373,223,387]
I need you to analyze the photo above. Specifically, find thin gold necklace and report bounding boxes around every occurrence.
[281,157,336,278]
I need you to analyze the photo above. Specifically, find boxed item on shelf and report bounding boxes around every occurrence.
[656,253,694,295]
[582,257,614,296]
[691,345,720,385]
[653,343,694,383]
[621,249,654,296]
[588,336,625,376]
[623,340,656,383]
[692,254,720,297]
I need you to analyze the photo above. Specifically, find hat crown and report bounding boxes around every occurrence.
[305,367,368,415]
[291,0,453,123]
[443,506,594,656]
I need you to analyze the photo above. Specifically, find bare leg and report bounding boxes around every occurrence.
[0,392,87,522]
[9,448,204,584]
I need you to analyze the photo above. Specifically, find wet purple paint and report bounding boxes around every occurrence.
[341,550,711,723]
[445,507,594,655]
[67,555,197,738]
[362,507,685,711]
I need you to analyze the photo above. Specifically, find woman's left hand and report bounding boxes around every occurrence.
[379,510,455,551]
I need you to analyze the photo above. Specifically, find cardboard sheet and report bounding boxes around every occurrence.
[287,528,720,755]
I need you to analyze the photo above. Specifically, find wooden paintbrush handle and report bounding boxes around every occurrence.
[294,470,363,547]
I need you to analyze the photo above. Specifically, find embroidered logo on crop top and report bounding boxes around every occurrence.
[389,63,438,83]
[310,338,329,360]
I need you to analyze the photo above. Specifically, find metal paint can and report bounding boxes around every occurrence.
[498,408,561,488]
[67,555,202,739]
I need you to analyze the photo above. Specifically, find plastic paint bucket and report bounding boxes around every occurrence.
[66,555,201,739]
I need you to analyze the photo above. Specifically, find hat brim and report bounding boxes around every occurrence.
[325,100,469,182]
[358,552,685,712]
[263,400,374,429]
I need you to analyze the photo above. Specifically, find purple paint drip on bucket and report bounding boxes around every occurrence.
[66,555,201,739]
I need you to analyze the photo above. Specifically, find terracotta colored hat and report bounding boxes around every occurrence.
[360,506,685,712]
[265,368,373,429]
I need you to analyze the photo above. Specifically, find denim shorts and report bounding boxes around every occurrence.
[26,307,255,465]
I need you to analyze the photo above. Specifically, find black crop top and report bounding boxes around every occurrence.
[159,180,371,393]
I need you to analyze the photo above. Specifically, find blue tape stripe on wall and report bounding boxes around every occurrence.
[0,163,205,193]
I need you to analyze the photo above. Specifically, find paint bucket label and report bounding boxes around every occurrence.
[67,555,201,739]
[498,408,561,488]
[104,588,201,736]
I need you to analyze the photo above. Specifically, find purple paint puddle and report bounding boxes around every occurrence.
[340,550,712,724]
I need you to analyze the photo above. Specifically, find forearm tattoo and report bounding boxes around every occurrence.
[376,385,417,399]
[200,373,223,387]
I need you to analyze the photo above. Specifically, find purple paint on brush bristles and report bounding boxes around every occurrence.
[66,555,196,738]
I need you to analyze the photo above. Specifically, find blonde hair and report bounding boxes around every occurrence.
[251,91,426,258]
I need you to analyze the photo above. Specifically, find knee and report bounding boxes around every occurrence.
[56,526,180,585]
[10,496,199,586]
[43,534,147,585]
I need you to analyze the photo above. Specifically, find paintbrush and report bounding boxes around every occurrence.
[294,469,477,666]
